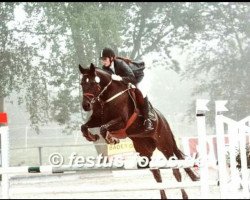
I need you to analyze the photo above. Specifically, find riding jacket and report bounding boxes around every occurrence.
[102,58,137,85]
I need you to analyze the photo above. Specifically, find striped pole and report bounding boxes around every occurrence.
[0,160,198,175]
[0,113,9,199]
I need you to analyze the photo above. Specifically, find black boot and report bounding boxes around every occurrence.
[142,97,154,132]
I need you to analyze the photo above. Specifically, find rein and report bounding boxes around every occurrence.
[105,86,133,104]
[83,79,135,105]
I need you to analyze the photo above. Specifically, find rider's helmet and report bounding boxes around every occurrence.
[100,47,115,60]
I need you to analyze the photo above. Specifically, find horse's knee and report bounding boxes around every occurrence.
[81,125,89,138]
[81,124,87,133]
[81,125,89,137]
[81,124,99,141]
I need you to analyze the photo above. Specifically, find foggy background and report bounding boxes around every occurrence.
[0,2,249,166]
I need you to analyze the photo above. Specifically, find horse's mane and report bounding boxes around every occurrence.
[95,67,111,77]
[95,67,126,88]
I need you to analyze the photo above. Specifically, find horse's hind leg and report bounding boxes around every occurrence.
[131,138,167,199]
[172,168,188,199]
[150,169,167,199]
[160,149,188,199]
[172,145,200,181]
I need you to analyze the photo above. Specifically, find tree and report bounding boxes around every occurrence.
[0,2,22,112]
[180,2,250,127]
[1,2,124,132]
[120,2,206,72]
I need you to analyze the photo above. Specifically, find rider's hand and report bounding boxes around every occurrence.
[128,83,136,88]
[111,74,123,81]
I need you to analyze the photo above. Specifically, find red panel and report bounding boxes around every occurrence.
[0,113,8,124]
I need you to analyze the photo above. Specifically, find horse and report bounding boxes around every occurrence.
[79,63,199,199]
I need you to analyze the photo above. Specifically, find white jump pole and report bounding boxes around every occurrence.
[0,113,10,199]
[196,99,210,198]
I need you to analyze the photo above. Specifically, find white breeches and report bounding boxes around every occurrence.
[136,75,149,98]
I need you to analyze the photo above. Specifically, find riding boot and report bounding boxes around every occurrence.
[142,96,154,132]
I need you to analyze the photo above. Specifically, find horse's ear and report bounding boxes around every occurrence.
[90,63,96,74]
[79,64,86,74]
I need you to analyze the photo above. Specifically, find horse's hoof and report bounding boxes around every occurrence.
[109,138,120,145]
[104,139,111,144]
[114,139,120,144]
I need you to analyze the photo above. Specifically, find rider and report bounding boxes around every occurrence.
[100,47,154,132]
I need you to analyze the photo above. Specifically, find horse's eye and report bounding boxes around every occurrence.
[95,76,100,83]
[86,78,89,83]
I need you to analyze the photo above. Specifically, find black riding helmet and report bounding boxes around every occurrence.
[100,47,115,60]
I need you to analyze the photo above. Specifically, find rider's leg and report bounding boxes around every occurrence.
[141,96,154,131]
[136,77,154,132]
[134,88,144,111]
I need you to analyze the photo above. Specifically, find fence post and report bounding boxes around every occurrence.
[0,113,9,199]
[215,100,229,198]
[239,125,249,198]
[196,99,209,198]
[38,147,42,165]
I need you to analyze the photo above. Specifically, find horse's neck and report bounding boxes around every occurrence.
[97,71,134,120]
[101,80,127,100]
[99,81,133,119]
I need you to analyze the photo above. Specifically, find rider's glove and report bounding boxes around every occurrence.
[128,83,136,88]
[111,74,123,81]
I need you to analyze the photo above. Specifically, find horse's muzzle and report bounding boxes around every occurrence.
[82,93,95,111]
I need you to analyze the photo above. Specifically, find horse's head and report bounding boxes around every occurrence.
[79,63,110,111]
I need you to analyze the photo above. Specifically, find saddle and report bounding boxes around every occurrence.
[108,88,156,139]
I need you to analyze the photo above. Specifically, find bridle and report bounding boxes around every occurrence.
[83,78,112,105]
[82,75,136,124]
[83,77,134,105]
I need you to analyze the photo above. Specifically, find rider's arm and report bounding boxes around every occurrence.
[114,59,137,85]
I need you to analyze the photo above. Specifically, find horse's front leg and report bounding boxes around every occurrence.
[81,121,100,142]
[100,117,124,144]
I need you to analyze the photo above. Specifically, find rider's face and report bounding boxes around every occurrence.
[101,57,113,67]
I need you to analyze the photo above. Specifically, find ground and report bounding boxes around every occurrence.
[0,168,223,199]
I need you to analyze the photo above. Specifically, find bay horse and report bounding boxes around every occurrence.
[79,63,199,199]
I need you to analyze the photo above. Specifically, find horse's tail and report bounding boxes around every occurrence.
[153,107,200,182]
[172,138,200,181]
